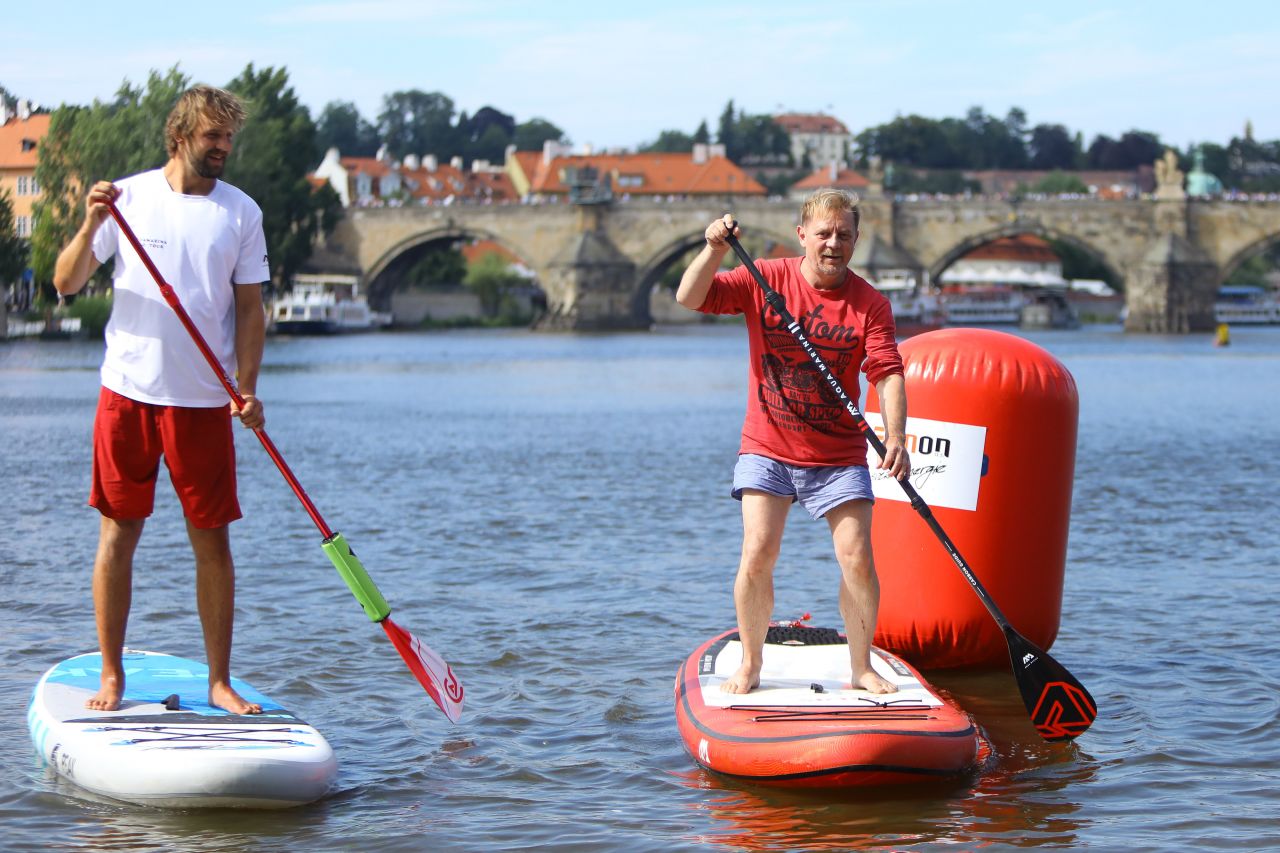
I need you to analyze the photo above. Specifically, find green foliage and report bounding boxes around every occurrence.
[315,100,380,159]
[1031,171,1090,194]
[464,252,530,321]
[64,292,113,338]
[1224,246,1280,285]
[888,169,981,195]
[1047,238,1120,289]
[715,100,790,164]
[406,246,466,288]
[1086,131,1164,169]
[0,188,27,287]
[31,67,188,285]
[513,118,565,151]
[377,90,458,160]
[225,63,337,287]
[640,129,695,153]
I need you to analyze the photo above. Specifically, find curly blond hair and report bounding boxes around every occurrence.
[165,85,247,156]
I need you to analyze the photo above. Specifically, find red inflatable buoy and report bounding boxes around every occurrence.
[866,328,1078,669]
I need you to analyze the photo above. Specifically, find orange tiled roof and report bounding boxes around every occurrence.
[527,152,764,197]
[462,239,522,265]
[962,234,1058,263]
[338,156,517,204]
[0,114,51,170]
[792,165,869,191]
[774,113,850,135]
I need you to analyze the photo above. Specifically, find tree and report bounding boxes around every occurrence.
[1029,124,1079,170]
[31,67,188,290]
[640,129,695,153]
[459,106,515,163]
[513,118,565,151]
[693,120,711,145]
[406,246,466,288]
[464,251,527,319]
[225,64,342,289]
[315,100,380,159]
[1031,171,1089,195]
[716,100,738,160]
[0,188,28,288]
[377,90,457,159]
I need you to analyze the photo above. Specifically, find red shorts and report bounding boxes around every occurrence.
[90,387,241,528]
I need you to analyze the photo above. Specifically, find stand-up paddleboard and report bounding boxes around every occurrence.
[28,650,337,808]
[675,624,984,787]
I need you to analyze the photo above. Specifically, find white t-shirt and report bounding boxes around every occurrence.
[93,169,270,407]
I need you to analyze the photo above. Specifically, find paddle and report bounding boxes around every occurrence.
[724,229,1095,742]
[105,201,463,724]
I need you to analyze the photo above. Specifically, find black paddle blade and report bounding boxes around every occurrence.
[1005,628,1097,742]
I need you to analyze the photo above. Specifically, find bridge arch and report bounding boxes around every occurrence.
[363,224,536,309]
[1218,231,1280,285]
[927,222,1124,289]
[628,226,800,320]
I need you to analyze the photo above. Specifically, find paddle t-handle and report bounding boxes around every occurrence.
[723,228,1096,742]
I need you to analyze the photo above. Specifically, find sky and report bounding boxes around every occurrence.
[4,1,1276,155]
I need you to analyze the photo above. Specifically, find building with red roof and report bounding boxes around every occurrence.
[0,108,50,240]
[507,141,765,202]
[312,147,519,207]
[773,112,852,169]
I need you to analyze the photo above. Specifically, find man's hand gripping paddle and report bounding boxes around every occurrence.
[106,201,463,723]
[724,227,1094,742]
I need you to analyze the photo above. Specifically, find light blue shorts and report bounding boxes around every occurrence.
[732,453,874,520]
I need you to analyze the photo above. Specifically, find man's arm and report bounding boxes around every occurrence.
[874,372,911,481]
[53,181,118,296]
[676,214,739,310]
[231,283,266,429]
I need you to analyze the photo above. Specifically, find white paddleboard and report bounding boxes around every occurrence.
[28,650,337,808]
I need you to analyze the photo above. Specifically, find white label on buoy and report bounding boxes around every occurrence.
[865,414,987,511]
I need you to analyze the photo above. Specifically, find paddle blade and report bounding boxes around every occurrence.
[382,617,464,724]
[1006,628,1096,742]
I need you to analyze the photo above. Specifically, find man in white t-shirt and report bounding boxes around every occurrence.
[53,85,269,715]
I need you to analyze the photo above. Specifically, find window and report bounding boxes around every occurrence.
[17,176,30,196]
[16,216,31,237]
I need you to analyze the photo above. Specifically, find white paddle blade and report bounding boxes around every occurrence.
[383,617,464,723]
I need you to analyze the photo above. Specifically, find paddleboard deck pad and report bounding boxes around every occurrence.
[675,625,984,787]
[28,650,337,808]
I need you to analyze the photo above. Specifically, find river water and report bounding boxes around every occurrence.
[1,323,1278,852]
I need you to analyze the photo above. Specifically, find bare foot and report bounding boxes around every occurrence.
[209,681,262,715]
[86,675,124,711]
[720,663,761,695]
[852,669,897,695]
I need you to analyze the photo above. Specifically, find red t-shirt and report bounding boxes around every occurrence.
[698,257,903,467]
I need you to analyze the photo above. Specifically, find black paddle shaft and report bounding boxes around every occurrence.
[724,230,1096,742]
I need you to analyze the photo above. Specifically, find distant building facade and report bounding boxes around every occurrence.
[773,113,852,169]
[312,147,518,207]
[0,105,48,240]
[506,141,766,202]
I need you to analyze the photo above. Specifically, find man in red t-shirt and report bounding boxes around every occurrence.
[676,188,911,695]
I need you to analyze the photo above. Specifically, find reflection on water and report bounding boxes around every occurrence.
[3,326,1280,850]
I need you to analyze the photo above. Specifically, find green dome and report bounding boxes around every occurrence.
[1186,146,1223,197]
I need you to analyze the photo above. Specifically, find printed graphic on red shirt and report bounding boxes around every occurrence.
[699,256,903,467]
[759,303,859,437]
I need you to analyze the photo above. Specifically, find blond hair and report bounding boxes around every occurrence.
[165,85,247,156]
[800,187,861,233]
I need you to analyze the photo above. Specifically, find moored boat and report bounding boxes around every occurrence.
[1215,285,1280,325]
[270,279,391,334]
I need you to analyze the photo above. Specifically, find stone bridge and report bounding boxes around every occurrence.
[323,194,1280,332]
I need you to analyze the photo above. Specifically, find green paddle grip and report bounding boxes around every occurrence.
[321,532,391,623]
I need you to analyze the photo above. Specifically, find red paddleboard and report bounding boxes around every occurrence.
[675,624,984,787]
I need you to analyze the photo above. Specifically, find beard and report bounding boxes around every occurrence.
[194,154,226,179]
